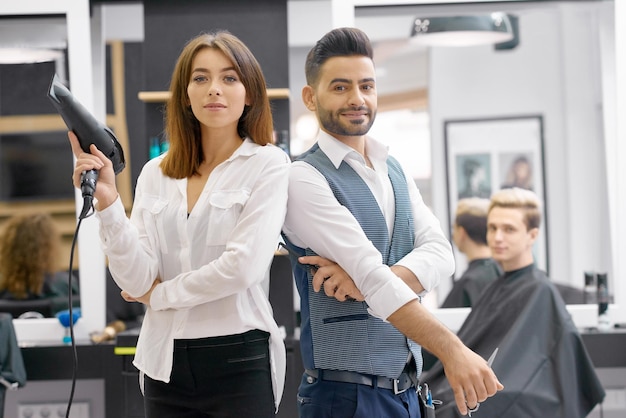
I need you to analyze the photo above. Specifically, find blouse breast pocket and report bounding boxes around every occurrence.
[137,195,170,254]
[206,189,250,246]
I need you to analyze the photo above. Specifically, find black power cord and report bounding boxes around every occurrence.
[63,197,94,418]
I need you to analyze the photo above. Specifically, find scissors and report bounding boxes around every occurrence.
[467,347,499,417]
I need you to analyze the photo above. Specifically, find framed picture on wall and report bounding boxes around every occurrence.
[444,115,549,274]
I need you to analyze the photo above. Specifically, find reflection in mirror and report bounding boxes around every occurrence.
[0,16,79,320]
[0,18,73,203]
[290,0,622,328]
[0,2,103,343]
[0,211,80,320]
[359,1,615,317]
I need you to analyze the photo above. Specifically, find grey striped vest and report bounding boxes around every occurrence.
[291,144,423,379]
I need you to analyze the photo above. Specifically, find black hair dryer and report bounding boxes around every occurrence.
[47,74,125,216]
[47,74,125,173]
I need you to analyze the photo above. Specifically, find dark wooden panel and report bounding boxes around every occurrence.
[0,61,58,115]
[143,0,288,91]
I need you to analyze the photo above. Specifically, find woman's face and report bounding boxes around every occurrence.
[187,48,248,133]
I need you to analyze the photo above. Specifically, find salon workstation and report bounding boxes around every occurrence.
[0,1,625,417]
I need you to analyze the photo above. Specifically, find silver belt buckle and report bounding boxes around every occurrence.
[393,378,408,395]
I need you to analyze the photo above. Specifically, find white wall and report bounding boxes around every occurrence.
[429,3,612,299]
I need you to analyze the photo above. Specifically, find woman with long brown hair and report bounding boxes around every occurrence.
[0,213,79,316]
[68,31,288,417]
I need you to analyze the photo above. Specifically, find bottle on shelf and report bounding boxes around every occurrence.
[596,272,611,331]
[583,271,597,304]
[160,138,169,154]
[149,136,161,159]
[275,129,290,156]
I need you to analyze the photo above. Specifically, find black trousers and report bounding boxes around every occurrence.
[143,329,275,418]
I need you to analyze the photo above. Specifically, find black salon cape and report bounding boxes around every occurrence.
[419,265,605,418]
[440,258,502,309]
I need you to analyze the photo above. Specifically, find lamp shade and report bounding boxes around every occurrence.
[410,12,514,47]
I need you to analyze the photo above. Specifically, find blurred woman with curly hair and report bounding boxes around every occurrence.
[0,212,78,315]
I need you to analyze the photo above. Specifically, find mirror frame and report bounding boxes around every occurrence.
[2,0,105,343]
[335,0,625,331]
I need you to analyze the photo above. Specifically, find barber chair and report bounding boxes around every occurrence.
[0,313,27,418]
[0,298,54,319]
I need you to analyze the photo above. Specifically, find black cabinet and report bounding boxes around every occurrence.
[20,343,124,418]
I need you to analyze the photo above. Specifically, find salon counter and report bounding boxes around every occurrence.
[5,328,625,418]
[5,341,123,418]
[580,327,626,368]
[581,328,626,418]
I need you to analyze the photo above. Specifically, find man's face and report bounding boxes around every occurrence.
[304,56,377,140]
[487,206,538,271]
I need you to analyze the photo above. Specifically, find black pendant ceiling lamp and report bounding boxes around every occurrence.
[410,12,515,47]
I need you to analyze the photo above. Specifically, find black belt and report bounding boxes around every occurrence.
[304,368,415,394]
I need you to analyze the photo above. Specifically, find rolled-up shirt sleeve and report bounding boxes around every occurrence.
[393,165,455,293]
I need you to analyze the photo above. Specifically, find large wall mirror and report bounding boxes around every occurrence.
[4,0,623,343]
[1,1,105,343]
[289,0,625,331]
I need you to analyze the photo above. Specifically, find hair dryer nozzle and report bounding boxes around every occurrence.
[47,74,126,174]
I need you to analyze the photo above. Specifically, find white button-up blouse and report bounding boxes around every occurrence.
[95,138,289,408]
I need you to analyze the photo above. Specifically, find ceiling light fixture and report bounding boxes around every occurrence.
[410,12,514,47]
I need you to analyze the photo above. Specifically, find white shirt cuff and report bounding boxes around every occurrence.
[366,277,419,320]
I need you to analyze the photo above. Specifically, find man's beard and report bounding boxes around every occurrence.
[317,104,376,137]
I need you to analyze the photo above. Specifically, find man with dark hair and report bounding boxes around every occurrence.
[282,27,502,418]
[420,187,605,417]
[441,198,501,308]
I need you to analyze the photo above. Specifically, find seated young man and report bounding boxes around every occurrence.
[420,187,605,418]
[441,198,501,308]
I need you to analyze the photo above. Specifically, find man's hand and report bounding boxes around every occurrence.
[441,344,504,415]
[387,299,504,415]
[120,278,161,307]
[299,255,365,302]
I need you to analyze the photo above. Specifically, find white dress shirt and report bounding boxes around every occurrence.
[96,138,289,408]
[283,131,454,320]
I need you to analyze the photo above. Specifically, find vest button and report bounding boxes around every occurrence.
[306,375,315,384]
